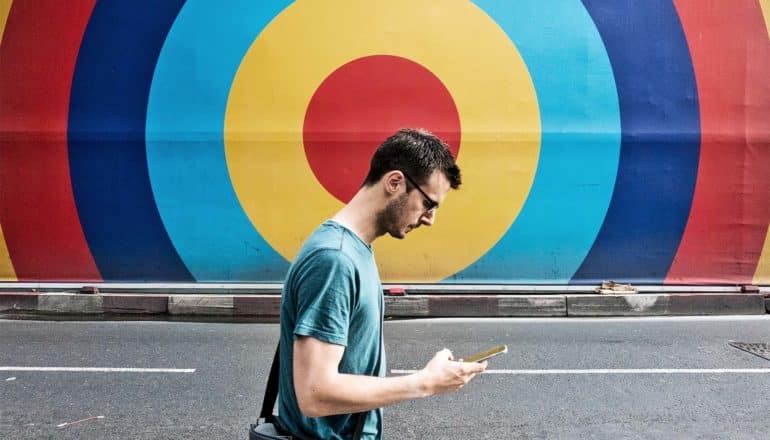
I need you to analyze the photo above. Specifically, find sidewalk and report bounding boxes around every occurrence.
[1,290,768,321]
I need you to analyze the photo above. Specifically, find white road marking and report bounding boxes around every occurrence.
[389,315,770,324]
[57,415,104,428]
[0,367,195,373]
[6,376,16,381]
[391,368,770,375]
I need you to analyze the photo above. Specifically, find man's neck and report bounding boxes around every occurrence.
[331,188,382,245]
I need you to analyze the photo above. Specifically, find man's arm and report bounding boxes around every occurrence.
[293,336,487,418]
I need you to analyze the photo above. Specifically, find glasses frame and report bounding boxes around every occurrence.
[401,171,439,213]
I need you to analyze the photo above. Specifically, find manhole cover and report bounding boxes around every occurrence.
[728,341,770,361]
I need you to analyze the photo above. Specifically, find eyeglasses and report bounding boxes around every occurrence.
[402,171,439,213]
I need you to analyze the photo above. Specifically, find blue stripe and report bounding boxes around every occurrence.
[68,0,193,281]
[571,0,700,284]
[146,0,292,281]
[454,0,621,282]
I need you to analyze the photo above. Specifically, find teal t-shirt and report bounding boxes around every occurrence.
[279,220,385,440]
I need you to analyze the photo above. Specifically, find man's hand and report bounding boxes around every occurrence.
[416,348,487,396]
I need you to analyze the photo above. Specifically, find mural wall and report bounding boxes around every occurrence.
[1,0,769,284]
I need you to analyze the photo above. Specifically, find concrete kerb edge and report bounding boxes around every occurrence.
[102,294,169,314]
[566,293,766,316]
[0,292,39,313]
[0,292,767,319]
[421,295,566,317]
[38,293,103,314]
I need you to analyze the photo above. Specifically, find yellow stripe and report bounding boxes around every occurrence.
[0,0,18,280]
[224,0,540,281]
[753,1,770,283]
[0,0,11,44]
[754,230,770,284]
[0,224,16,281]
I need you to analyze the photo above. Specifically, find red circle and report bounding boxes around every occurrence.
[303,55,461,202]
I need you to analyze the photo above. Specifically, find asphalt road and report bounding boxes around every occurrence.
[2,316,770,439]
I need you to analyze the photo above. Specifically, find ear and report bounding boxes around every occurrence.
[382,170,404,196]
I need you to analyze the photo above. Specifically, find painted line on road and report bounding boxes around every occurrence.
[391,368,770,375]
[57,415,105,428]
[390,315,770,324]
[0,367,195,373]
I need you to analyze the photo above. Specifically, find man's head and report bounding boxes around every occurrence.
[363,128,461,191]
[363,128,461,239]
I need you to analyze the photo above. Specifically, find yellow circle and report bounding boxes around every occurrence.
[225,0,540,281]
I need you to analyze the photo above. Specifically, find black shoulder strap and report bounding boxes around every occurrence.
[259,338,382,440]
[259,344,281,420]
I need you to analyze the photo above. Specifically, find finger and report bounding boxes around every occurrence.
[457,359,481,372]
[452,363,470,374]
[462,361,487,374]
[442,348,454,361]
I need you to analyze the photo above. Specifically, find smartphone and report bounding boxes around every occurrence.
[461,344,508,363]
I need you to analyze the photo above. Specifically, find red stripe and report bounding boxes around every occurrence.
[667,0,770,284]
[0,1,101,280]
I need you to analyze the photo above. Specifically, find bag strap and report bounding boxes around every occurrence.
[259,344,281,420]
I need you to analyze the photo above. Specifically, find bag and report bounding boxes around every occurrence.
[249,414,296,440]
[249,416,289,440]
[249,344,377,440]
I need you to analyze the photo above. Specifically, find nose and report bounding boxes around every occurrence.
[420,210,436,227]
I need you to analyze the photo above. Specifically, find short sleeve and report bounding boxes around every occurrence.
[292,248,357,347]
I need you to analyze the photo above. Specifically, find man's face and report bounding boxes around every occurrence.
[376,170,451,240]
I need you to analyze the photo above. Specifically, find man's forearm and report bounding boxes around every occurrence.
[300,371,429,417]
[293,340,485,418]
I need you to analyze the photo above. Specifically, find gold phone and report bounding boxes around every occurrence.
[461,344,508,363]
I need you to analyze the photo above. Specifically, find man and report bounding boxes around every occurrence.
[278,128,487,439]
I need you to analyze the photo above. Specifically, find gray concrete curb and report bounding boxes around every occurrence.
[385,295,566,317]
[566,294,766,316]
[0,292,767,321]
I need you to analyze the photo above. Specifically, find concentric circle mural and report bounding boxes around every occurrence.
[224,0,539,281]
[1,0,769,285]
